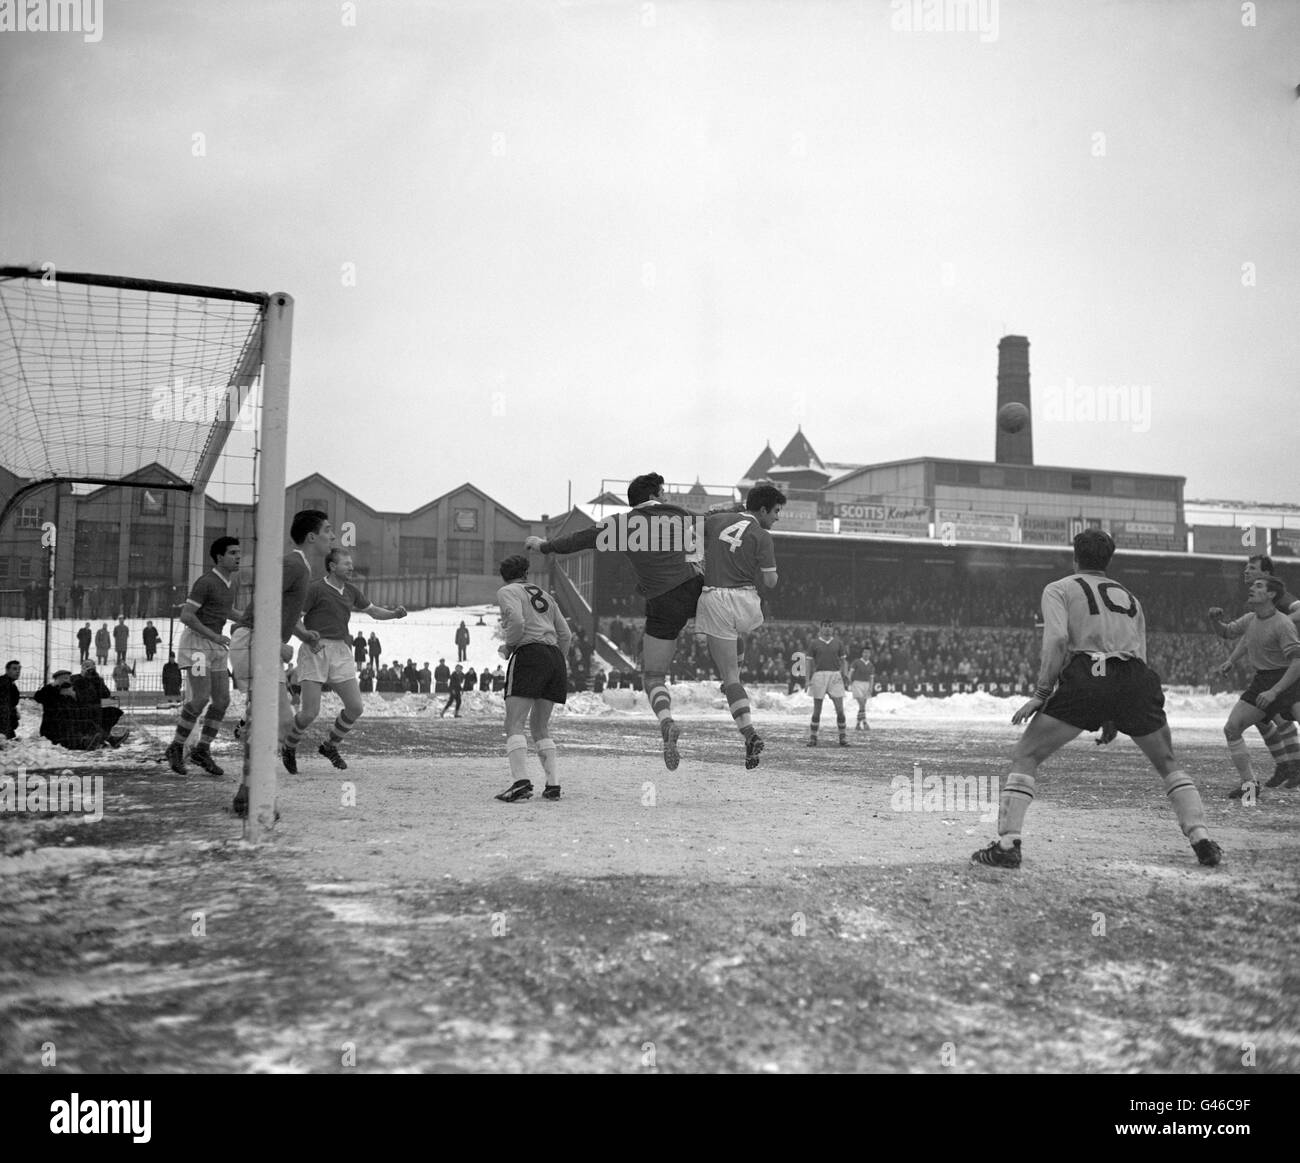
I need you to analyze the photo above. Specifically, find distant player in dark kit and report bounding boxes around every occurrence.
[440,665,465,718]
[850,647,875,730]
[971,529,1221,870]
[804,619,850,747]
[526,472,703,772]
[0,660,21,739]
[494,555,570,803]
[165,537,242,777]
[1207,554,1300,789]
[76,623,92,662]
[1212,576,1300,800]
[695,482,784,769]
[282,548,407,771]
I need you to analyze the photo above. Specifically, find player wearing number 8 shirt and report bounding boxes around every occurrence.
[696,483,784,770]
[494,555,572,803]
[970,529,1221,870]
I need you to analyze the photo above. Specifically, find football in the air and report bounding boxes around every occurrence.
[997,402,1030,434]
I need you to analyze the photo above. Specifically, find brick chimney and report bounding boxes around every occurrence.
[995,335,1033,466]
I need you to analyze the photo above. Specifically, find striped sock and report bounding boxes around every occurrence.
[645,673,672,724]
[284,713,310,750]
[1257,720,1287,762]
[173,705,200,746]
[1163,769,1208,843]
[537,737,558,784]
[327,709,360,745]
[1273,721,1300,761]
[721,682,752,734]
[1226,736,1255,782]
[198,711,224,746]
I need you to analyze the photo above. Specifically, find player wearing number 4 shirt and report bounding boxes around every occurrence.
[696,483,784,770]
[970,529,1221,870]
[281,548,408,771]
[526,471,702,773]
[165,537,243,777]
[494,555,571,803]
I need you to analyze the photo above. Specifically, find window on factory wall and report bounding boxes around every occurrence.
[18,557,34,579]
[75,521,120,585]
[129,524,175,582]
[15,503,42,529]
[400,537,438,570]
[445,539,484,575]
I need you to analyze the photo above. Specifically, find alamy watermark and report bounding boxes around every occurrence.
[1042,378,1152,433]
[891,762,998,822]
[890,0,998,43]
[0,0,104,43]
[151,377,257,432]
[1,768,104,822]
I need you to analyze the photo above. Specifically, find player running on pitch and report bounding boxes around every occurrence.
[1207,554,1300,789]
[1212,576,1300,800]
[850,646,875,731]
[229,509,335,817]
[525,472,701,771]
[165,537,243,777]
[281,548,407,771]
[971,529,1221,869]
[804,619,850,747]
[696,482,784,770]
[493,554,571,803]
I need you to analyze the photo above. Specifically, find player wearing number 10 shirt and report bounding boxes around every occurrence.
[971,529,1221,870]
[494,555,571,803]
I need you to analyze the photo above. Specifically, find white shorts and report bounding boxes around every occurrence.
[851,681,872,703]
[695,587,764,639]
[810,671,846,700]
[298,638,358,686]
[229,626,287,690]
[177,628,230,672]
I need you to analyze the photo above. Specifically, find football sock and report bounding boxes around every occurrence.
[197,709,224,746]
[1258,720,1287,762]
[173,703,201,745]
[537,737,558,784]
[327,708,359,744]
[997,770,1036,847]
[810,699,822,738]
[506,734,529,783]
[1162,769,1208,843]
[722,682,752,733]
[283,713,310,750]
[1226,736,1256,782]
[645,673,672,724]
[1274,721,1300,761]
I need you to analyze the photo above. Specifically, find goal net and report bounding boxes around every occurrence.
[0,266,292,832]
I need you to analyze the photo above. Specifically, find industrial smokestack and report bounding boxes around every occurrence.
[995,335,1033,466]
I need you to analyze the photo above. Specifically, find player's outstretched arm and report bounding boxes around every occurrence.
[367,604,407,621]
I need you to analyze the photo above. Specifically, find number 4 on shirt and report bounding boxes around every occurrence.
[718,519,748,553]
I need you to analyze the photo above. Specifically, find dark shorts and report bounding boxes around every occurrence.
[1041,654,1167,737]
[504,643,567,704]
[644,574,704,641]
[1240,669,1300,721]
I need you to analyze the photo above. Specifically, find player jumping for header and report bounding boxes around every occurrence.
[696,482,784,770]
[1211,576,1300,800]
[971,529,1221,870]
[525,472,701,771]
[494,554,571,803]
[804,619,850,747]
[1207,554,1300,790]
[165,536,243,777]
[281,548,407,771]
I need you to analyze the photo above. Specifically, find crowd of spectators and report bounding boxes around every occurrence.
[599,616,1249,692]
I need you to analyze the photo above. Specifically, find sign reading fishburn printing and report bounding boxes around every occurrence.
[1020,515,1071,545]
[835,501,930,536]
[935,509,1021,544]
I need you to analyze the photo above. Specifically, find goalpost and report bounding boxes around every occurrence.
[0,266,291,836]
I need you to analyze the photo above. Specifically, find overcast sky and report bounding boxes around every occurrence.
[3,0,1297,518]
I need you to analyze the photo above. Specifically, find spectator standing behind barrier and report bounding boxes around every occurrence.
[161,653,183,699]
[354,633,368,667]
[113,659,135,691]
[113,616,129,663]
[77,622,92,662]
[359,664,375,693]
[95,624,111,666]
[368,631,381,671]
[418,663,432,693]
[142,621,159,661]
[434,659,450,694]
[0,660,22,739]
[455,621,471,662]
